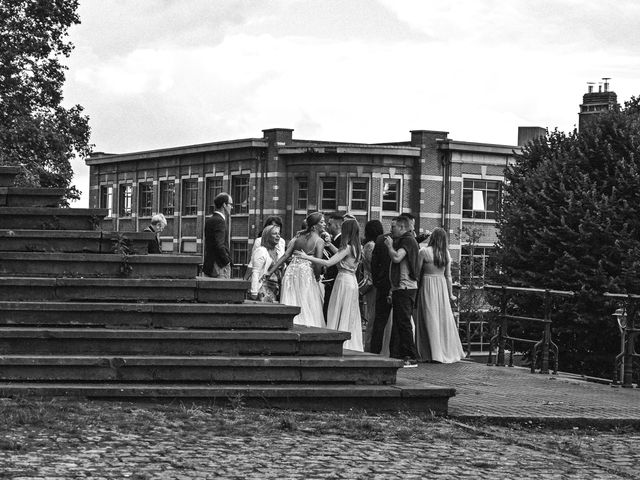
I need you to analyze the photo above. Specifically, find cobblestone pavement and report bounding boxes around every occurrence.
[0,399,639,479]
[398,360,640,422]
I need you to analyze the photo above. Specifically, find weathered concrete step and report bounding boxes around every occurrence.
[0,301,297,329]
[0,166,19,187]
[0,207,108,230]
[0,230,154,254]
[0,277,248,303]
[0,252,200,278]
[0,379,455,413]
[0,326,349,356]
[0,187,64,207]
[0,352,400,384]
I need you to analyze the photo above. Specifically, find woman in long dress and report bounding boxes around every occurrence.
[265,212,325,328]
[248,225,281,302]
[415,227,465,363]
[297,219,363,352]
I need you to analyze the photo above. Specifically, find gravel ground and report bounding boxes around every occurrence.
[0,397,638,479]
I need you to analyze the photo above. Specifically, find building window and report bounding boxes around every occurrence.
[231,174,249,214]
[382,179,400,211]
[462,180,501,220]
[231,240,249,279]
[118,184,132,217]
[99,185,113,217]
[350,179,368,211]
[296,177,308,210]
[320,177,337,211]
[159,180,175,216]
[138,182,153,217]
[205,177,223,215]
[460,246,495,284]
[182,179,198,216]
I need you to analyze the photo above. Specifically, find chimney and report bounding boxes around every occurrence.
[517,126,546,146]
[603,77,610,92]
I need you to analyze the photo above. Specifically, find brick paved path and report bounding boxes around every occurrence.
[1,412,638,479]
[398,360,640,423]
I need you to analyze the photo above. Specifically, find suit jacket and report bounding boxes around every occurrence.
[322,233,341,287]
[144,225,161,254]
[203,212,230,275]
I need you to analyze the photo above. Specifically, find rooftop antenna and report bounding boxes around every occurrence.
[602,77,611,92]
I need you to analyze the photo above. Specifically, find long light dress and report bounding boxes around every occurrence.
[415,246,465,363]
[327,247,363,352]
[280,254,325,328]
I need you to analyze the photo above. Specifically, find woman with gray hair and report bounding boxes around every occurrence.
[144,214,167,254]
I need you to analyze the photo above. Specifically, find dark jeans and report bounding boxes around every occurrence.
[389,288,418,360]
[370,286,392,354]
[322,282,333,324]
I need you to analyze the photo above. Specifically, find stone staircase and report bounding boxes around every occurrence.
[0,166,455,412]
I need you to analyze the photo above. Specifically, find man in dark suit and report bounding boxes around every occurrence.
[321,213,344,322]
[203,192,233,278]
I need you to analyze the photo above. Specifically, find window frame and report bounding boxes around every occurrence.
[182,178,199,216]
[462,179,501,220]
[320,177,337,211]
[159,180,175,217]
[99,185,113,217]
[231,174,250,215]
[118,183,133,217]
[205,176,224,215]
[138,182,153,218]
[349,178,368,212]
[296,176,308,211]
[382,178,400,212]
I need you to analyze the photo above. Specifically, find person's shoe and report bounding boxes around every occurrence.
[403,358,418,368]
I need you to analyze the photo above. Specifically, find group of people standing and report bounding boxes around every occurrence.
[199,192,465,366]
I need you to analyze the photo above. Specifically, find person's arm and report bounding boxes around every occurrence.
[384,236,407,264]
[250,249,268,298]
[298,245,350,267]
[265,239,295,277]
[445,250,456,301]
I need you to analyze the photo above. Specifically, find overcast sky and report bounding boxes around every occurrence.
[63,0,640,207]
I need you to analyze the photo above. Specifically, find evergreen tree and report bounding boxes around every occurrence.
[0,0,91,204]
[496,97,640,377]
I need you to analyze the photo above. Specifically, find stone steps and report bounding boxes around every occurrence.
[0,277,248,303]
[0,187,64,207]
[0,379,454,412]
[0,166,19,187]
[0,326,348,356]
[0,352,400,384]
[0,252,201,278]
[0,206,108,230]
[0,229,154,254]
[0,301,297,329]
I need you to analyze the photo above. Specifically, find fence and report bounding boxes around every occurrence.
[604,293,640,388]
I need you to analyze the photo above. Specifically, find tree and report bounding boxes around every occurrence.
[0,0,91,205]
[495,97,640,377]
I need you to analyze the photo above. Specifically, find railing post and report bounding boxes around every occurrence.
[496,287,507,367]
[622,297,637,388]
[540,290,551,374]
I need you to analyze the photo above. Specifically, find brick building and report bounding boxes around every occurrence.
[86,127,541,278]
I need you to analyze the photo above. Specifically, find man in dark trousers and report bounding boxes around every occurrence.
[203,192,233,278]
[384,215,420,367]
[321,213,344,322]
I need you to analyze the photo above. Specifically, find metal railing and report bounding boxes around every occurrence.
[483,285,575,374]
[604,292,640,388]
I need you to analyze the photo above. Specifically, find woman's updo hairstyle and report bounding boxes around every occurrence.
[304,212,324,233]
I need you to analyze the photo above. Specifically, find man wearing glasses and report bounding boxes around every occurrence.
[203,192,233,278]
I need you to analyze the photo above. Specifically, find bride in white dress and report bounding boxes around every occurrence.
[265,212,326,328]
